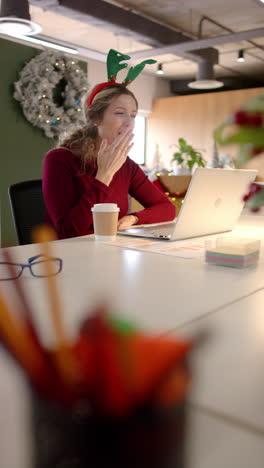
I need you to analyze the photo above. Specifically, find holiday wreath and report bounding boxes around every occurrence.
[14,51,89,139]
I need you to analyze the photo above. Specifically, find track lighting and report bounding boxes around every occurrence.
[237,49,245,62]
[0,0,41,36]
[156,63,164,75]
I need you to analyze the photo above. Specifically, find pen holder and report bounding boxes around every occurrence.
[31,393,186,468]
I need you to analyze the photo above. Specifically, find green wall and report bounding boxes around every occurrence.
[0,37,87,246]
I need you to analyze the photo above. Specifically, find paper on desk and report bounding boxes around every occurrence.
[101,236,204,259]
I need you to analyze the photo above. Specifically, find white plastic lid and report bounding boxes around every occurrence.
[91,203,120,212]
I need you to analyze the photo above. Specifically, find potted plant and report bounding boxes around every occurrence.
[171,137,206,175]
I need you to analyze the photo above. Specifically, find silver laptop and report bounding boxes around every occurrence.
[118,168,257,241]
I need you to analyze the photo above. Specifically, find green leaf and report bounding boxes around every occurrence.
[107,49,131,81]
[171,137,206,169]
[108,315,138,335]
[214,125,264,147]
[178,137,186,147]
[122,59,157,84]
[172,153,184,164]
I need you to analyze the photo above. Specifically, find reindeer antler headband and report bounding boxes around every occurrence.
[87,49,157,106]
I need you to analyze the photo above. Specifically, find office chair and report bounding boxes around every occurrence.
[8,179,46,245]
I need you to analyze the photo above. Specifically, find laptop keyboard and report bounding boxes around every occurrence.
[119,222,176,239]
[148,227,172,238]
[142,223,175,238]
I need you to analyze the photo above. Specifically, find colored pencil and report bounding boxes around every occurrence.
[32,225,82,389]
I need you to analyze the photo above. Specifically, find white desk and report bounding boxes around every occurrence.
[0,212,264,467]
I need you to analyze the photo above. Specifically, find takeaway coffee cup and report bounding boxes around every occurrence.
[91,203,120,241]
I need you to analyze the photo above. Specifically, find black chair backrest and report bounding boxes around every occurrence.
[8,180,46,245]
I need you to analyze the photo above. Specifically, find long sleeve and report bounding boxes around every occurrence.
[42,149,114,238]
[43,149,175,240]
[128,161,176,224]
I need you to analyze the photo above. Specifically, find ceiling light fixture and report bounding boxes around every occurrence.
[188,61,224,90]
[0,0,42,36]
[156,63,164,75]
[6,33,79,54]
[237,49,245,62]
[0,17,42,35]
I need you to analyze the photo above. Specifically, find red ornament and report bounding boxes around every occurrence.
[234,111,249,126]
[243,182,262,202]
[249,182,262,195]
[248,113,263,127]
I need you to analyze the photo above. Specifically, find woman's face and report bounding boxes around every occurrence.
[97,94,137,144]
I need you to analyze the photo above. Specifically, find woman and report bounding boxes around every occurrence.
[43,84,176,239]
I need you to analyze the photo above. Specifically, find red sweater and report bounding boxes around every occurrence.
[42,148,176,239]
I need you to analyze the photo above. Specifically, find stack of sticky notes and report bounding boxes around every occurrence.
[205,237,260,268]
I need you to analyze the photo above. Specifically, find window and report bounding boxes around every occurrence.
[128,114,146,165]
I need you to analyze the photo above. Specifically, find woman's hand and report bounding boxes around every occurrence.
[117,215,138,230]
[95,129,134,186]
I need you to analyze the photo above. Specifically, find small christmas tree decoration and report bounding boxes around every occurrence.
[152,144,163,170]
[207,141,221,168]
[207,143,235,169]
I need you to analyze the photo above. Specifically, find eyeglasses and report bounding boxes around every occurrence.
[0,254,63,281]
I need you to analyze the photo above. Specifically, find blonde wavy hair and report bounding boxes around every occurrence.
[58,84,138,171]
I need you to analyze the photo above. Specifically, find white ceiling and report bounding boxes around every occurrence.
[23,0,264,84]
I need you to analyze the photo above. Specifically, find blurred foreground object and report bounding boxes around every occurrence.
[0,225,193,466]
[214,91,264,211]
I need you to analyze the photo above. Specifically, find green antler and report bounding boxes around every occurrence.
[122,59,157,85]
[107,49,131,81]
